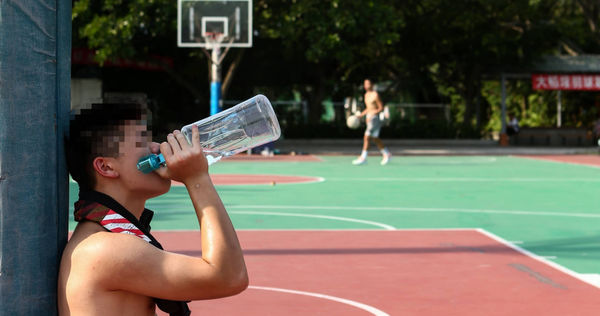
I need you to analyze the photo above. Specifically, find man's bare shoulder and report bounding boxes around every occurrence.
[62,222,246,302]
[67,223,158,271]
[62,222,157,287]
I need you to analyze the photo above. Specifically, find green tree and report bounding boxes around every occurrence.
[254,0,402,123]
[72,0,244,101]
[73,0,404,124]
[72,0,600,137]
[391,0,560,136]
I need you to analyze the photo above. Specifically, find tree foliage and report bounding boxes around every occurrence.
[73,0,176,61]
[72,0,600,137]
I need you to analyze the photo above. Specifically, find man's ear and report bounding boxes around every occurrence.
[92,157,119,179]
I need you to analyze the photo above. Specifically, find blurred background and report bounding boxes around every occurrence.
[70,0,600,143]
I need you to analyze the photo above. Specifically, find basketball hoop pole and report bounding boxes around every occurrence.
[205,35,234,115]
[210,45,222,115]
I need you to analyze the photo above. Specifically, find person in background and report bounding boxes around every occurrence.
[507,112,520,136]
[352,79,391,166]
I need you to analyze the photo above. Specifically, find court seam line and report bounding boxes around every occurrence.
[175,176,326,186]
[225,204,600,218]
[261,176,325,185]
[324,177,600,182]
[332,156,498,164]
[215,176,326,186]
[223,154,324,162]
[476,228,600,289]
[152,228,478,232]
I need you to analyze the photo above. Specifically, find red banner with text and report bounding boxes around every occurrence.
[532,74,600,90]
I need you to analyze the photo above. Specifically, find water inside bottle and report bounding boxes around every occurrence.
[203,148,233,166]
[182,125,250,163]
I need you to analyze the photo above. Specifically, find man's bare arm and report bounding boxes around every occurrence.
[157,125,248,297]
[183,172,248,297]
[78,125,247,301]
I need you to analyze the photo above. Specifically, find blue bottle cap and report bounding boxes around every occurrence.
[137,153,166,174]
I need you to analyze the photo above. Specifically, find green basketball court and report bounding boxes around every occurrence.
[69,155,600,275]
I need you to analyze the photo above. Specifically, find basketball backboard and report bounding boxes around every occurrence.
[178,0,252,48]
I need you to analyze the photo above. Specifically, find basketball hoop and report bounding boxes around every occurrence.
[203,32,226,50]
[178,0,252,48]
[178,0,252,115]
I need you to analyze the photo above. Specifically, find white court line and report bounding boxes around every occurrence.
[151,228,599,289]
[173,176,326,186]
[579,274,600,287]
[326,177,600,182]
[476,228,600,289]
[248,285,389,316]
[237,228,476,232]
[153,228,476,232]
[272,176,326,185]
[227,205,600,219]
[393,157,498,164]
[228,211,396,230]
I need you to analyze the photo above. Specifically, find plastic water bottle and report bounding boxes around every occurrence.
[137,95,281,173]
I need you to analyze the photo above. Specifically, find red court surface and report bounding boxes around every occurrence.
[519,154,600,167]
[172,174,323,186]
[155,229,600,315]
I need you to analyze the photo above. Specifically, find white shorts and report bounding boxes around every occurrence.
[365,114,382,138]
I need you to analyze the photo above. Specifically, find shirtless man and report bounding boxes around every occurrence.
[58,103,248,315]
[352,79,391,165]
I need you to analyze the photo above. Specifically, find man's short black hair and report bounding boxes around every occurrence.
[66,103,149,191]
